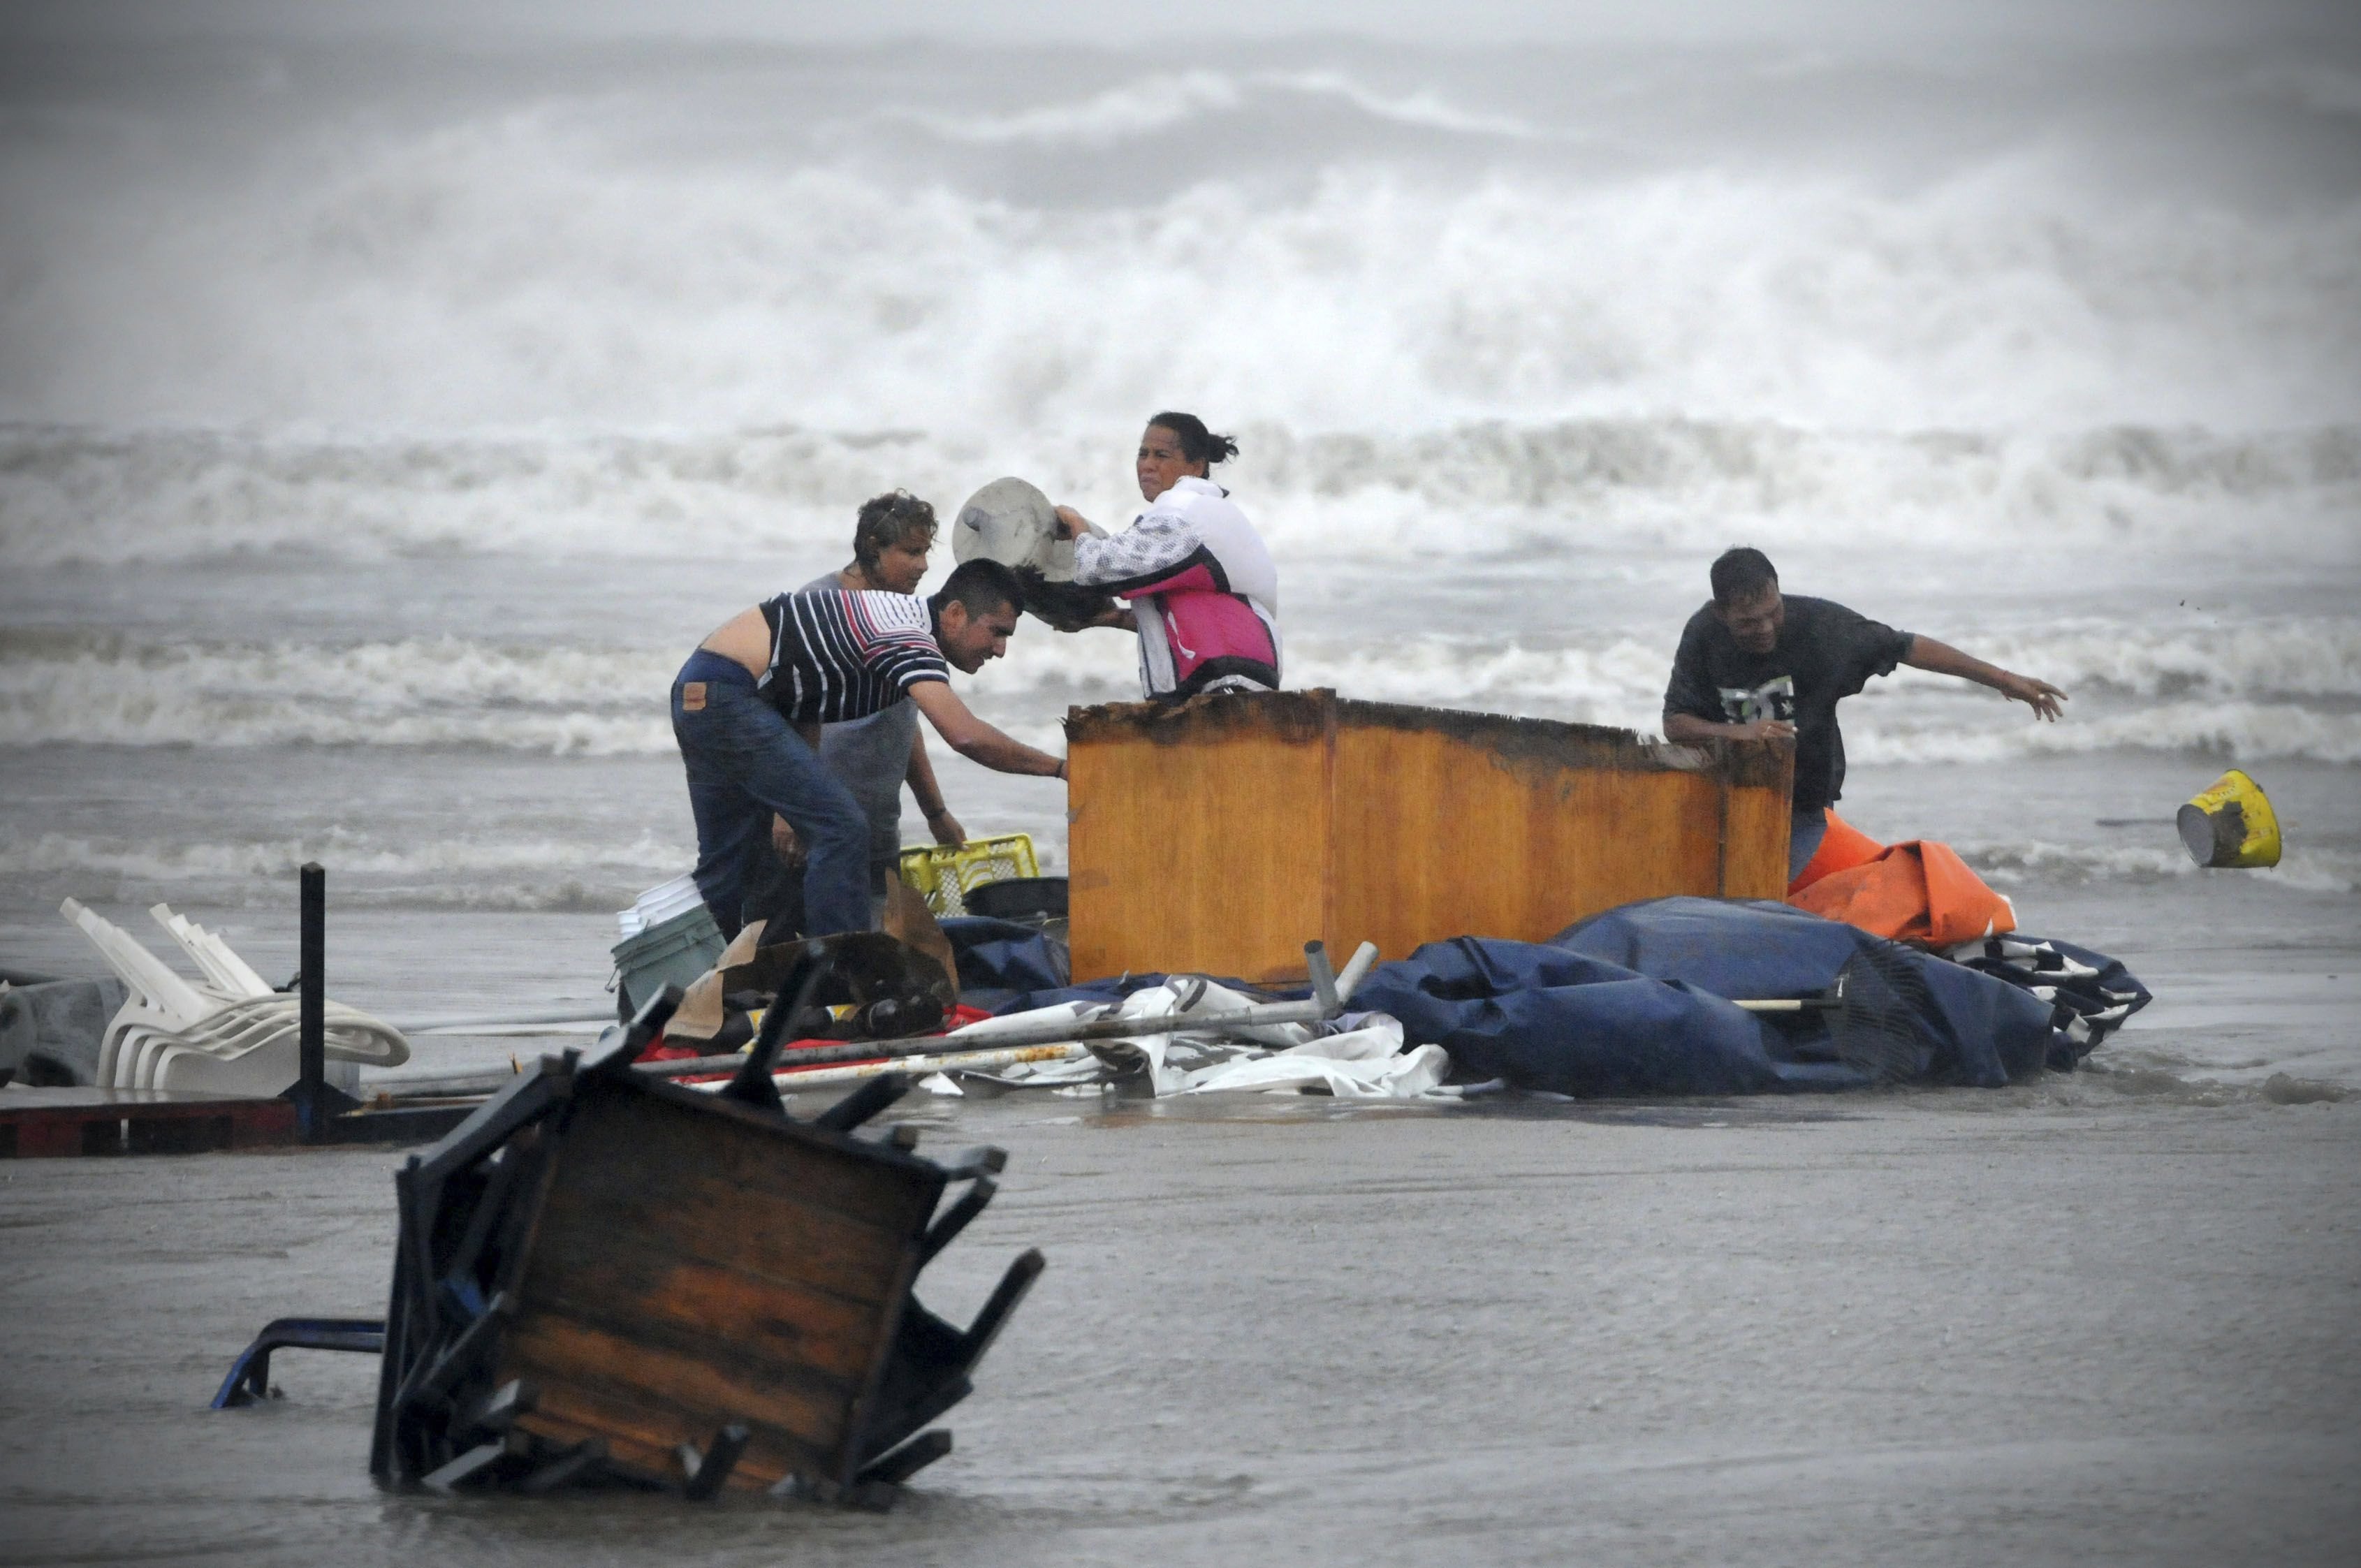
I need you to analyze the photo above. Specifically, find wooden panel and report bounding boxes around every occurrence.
[501,1314,846,1486]
[1718,770,1795,899]
[1330,724,1732,954]
[527,1091,937,1303]
[499,1310,854,1437]
[495,1082,940,1488]
[1066,694,1329,983]
[0,1092,298,1159]
[547,1089,942,1238]
[518,1233,884,1384]
[1069,691,1797,979]
[513,1388,814,1493]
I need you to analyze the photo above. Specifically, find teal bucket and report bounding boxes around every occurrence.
[611,904,725,1016]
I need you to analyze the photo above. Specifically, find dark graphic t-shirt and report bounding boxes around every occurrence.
[1662,595,1914,812]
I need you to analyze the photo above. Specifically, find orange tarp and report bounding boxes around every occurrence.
[1785,812,2017,948]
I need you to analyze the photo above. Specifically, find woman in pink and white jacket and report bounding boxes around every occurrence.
[1052,411,1282,700]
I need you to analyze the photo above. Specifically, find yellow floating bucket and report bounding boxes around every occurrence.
[897,833,1039,917]
[2177,768,2281,868]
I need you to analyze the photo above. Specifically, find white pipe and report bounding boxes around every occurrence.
[685,1041,1092,1093]
[388,1007,617,1033]
[931,940,1384,1054]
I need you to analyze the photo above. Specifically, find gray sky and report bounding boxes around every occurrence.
[6,0,2353,49]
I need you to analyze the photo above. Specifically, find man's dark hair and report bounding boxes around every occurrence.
[852,490,937,571]
[1710,546,1779,606]
[1146,411,1240,467]
[930,557,1025,620]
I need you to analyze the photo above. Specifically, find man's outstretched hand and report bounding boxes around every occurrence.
[2001,673,2069,721]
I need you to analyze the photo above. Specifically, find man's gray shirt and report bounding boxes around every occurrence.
[799,571,919,867]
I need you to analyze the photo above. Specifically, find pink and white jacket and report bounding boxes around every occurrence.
[1073,475,1281,700]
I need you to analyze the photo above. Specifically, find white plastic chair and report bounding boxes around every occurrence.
[64,899,220,1083]
[61,899,407,1095]
[111,995,408,1089]
[151,904,275,999]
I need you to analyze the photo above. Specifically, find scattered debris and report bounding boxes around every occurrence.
[214,966,1046,1508]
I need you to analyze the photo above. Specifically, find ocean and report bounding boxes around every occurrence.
[1,28,2356,1088]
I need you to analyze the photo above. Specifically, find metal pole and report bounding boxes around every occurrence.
[298,862,326,1138]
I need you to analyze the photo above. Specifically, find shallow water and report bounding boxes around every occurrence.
[2,1090,2356,1566]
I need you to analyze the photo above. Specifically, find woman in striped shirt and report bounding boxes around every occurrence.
[673,554,1065,939]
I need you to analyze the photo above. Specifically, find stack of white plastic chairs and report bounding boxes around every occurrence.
[59,899,408,1097]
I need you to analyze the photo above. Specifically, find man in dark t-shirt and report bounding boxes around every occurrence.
[1663,547,2067,881]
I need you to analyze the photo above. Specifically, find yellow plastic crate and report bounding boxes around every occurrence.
[897,834,1039,918]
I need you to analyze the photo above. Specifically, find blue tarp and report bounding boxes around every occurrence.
[1352,937,1832,1095]
[1554,897,2059,1085]
[970,897,2146,1099]
[940,916,1071,1013]
[1352,897,2078,1096]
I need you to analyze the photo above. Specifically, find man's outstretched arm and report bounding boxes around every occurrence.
[1901,636,2068,721]
[907,681,1067,778]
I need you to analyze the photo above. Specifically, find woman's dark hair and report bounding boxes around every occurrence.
[852,490,937,571]
[1145,411,1239,468]
[1709,546,1779,606]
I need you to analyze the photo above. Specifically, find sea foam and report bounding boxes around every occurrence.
[3,419,2355,569]
[8,624,2357,762]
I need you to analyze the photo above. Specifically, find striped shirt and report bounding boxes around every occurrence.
[756,589,949,724]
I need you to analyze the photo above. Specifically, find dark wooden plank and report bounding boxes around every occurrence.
[511,1369,827,1491]
[525,1101,939,1319]
[506,1402,683,1486]
[0,1095,298,1159]
[514,1236,887,1384]
[496,1308,854,1458]
[529,1170,913,1310]
[547,1087,943,1233]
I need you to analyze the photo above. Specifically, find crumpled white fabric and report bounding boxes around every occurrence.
[940,979,1451,1099]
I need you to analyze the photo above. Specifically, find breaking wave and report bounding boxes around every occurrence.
[0,828,689,911]
[3,52,2356,437]
[878,68,1554,148]
[0,633,678,754]
[0,828,686,882]
[6,624,2358,762]
[3,420,2356,568]
[1843,703,2361,768]
[1961,840,2360,896]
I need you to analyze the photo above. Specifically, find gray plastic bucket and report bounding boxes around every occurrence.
[611,904,726,1015]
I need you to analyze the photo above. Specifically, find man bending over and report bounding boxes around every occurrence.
[1662,547,2066,881]
[673,554,1064,939]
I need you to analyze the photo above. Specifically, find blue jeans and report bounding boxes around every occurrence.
[1788,805,1829,883]
[671,650,872,939]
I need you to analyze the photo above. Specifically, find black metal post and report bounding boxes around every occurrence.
[301,861,326,1105]
[284,860,356,1137]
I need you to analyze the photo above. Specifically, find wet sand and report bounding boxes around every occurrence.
[3,1085,2355,1567]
